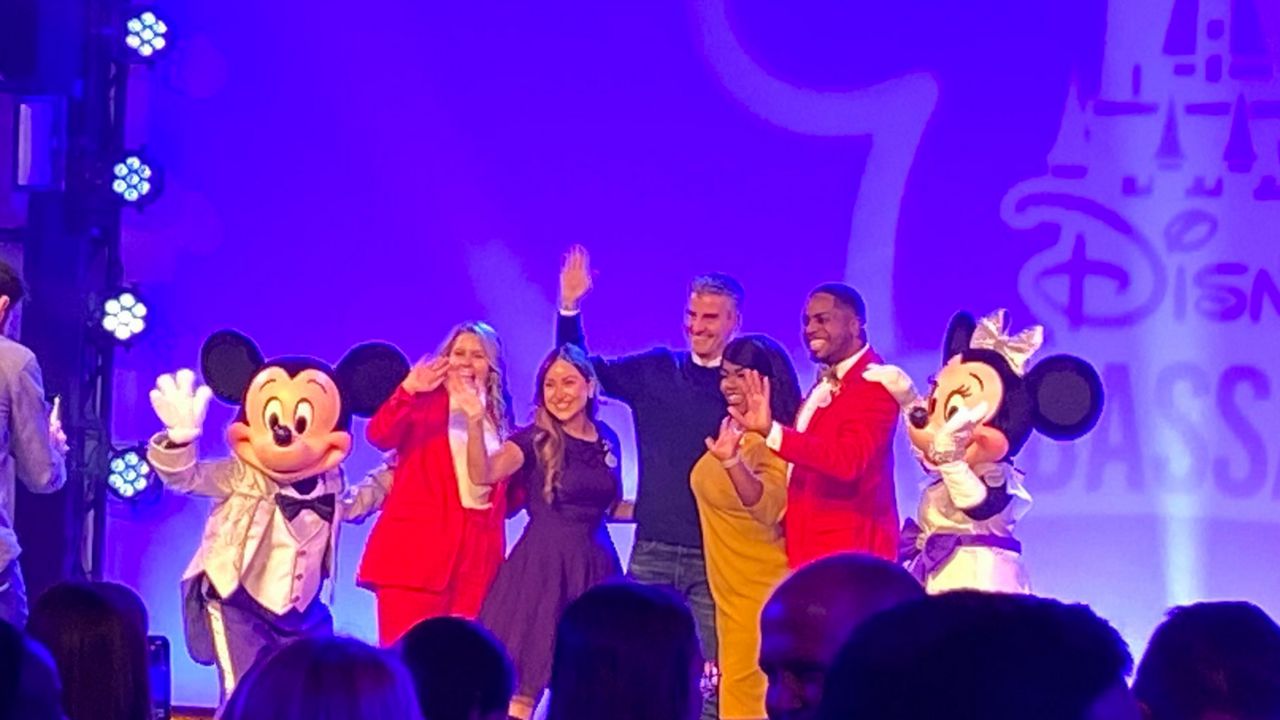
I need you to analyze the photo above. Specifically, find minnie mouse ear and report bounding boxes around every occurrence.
[335,342,411,417]
[200,330,265,404]
[1026,354,1104,440]
[943,312,977,363]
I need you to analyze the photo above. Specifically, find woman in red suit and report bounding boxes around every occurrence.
[354,321,515,646]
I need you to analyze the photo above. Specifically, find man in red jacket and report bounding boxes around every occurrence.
[732,283,899,568]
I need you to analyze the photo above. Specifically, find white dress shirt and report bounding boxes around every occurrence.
[448,395,502,509]
[690,353,722,368]
[242,482,333,614]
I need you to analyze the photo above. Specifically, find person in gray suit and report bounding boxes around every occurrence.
[0,259,68,627]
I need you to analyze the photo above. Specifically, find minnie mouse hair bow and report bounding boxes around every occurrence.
[970,309,1043,376]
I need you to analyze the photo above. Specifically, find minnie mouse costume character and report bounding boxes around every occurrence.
[146,330,408,699]
[864,310,1103,593]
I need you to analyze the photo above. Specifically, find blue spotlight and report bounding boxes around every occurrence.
[125,11,169,59]
[111,155,155,203]
[107,446,155,501]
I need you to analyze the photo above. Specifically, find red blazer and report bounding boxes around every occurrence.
[356,386,508,593]
[776,348,899,568]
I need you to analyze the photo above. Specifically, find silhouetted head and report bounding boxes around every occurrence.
[0,619,66,720]
[1133,601,1280,720]
[549,583,702,720]
[220,636,422,720]
[760,553,922,720]
[398,617,513,720]
[819,591,1139,720]
[27,583,150,720]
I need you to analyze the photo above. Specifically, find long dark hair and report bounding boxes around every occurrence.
[548,583,702,720]
[723,334,802,426]
[27,582,151,720]
[532,344,600,504]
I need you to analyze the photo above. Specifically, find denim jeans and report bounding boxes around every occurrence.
[628,539,718,720]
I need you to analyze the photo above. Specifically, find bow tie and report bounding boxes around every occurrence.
[814,365,842,392]
[275,492,336,523]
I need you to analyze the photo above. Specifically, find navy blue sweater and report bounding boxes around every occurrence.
[557,313,725,548]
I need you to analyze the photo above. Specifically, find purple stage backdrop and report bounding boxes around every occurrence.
[103,0,1280,705]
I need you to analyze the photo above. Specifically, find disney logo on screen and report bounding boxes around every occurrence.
[1003,192,1280,329]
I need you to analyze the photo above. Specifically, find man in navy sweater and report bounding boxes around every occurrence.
[557,245,736,720]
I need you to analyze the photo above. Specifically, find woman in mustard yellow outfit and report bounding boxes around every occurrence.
[691,334,802,720]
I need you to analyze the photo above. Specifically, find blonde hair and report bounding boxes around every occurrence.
[434,321,514,437]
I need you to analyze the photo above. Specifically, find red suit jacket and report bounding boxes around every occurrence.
[774,348,899,568]
[356,386,508,593]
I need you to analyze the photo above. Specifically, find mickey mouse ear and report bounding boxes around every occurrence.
[943,312,977,363]
[336,342,411,417]
[1026,355,1104,440]
[200,330,265,404]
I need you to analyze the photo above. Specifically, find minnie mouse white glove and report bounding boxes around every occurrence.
[862,363,920,408]
[926,402,988,465]
[150,369,213,445]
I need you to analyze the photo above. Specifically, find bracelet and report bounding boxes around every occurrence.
[720,454,741,469]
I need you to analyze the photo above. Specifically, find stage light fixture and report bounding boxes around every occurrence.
[101,290,148,342]
[125,11,168,58]
[107,446,155,501]
[110,155,155,203]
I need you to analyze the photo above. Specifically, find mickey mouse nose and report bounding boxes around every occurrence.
[272,425,294,447]
[908,407,929,430]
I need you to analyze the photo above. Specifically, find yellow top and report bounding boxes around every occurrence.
[691,432,790,720]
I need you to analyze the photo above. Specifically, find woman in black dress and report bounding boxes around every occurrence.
[460,344,630,719]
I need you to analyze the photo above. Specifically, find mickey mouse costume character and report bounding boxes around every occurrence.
[863,310,1103,593]
[146,330,408,699]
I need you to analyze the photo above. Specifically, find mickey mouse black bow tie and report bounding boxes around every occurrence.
[275,492,336,523]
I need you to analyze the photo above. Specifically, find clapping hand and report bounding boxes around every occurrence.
[446,372,485,421]
[402,357,449,395]
[704,417,744,462]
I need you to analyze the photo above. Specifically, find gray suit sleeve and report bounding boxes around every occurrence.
[11,357,65,493]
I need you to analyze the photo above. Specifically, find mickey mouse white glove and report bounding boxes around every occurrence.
[149,369,213,446]
[926,402,988,466]
[862,363,920,409]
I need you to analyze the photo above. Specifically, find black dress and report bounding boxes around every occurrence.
[477,421,624,699]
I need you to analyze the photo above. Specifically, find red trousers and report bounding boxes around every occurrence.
[372,514,503,646]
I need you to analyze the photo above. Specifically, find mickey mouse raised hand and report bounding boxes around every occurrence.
[863,310,1103,594]
[150,369,214,446]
